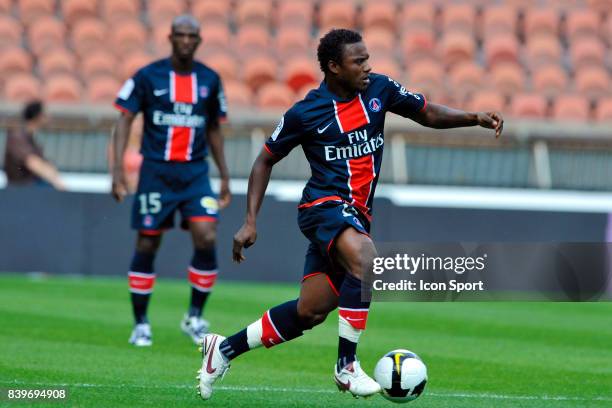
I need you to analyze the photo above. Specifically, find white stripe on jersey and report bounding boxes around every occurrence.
[164,126,173,161]
[332,100,344,133]
[191,73,198,104]
[358,94,371,124]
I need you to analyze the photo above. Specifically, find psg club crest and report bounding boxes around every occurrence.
[368,98,382,112]
[143,215,153,227]
[199,86,209,98]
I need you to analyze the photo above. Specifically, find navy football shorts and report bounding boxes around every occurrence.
[131,159,218,234]
[297,201,370,294]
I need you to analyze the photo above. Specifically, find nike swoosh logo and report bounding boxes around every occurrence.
[205,336,218,374]
[345,317,364,321]
[317,122,333,134]
[153,89,169,96]
[335,376,351,391]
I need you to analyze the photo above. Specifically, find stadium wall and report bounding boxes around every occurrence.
[0,187,608,282]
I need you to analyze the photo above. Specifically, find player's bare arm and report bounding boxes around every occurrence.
[206,119,231,209]
[410,103,504,138]
[232,149,280,263]
[111,111,135,202]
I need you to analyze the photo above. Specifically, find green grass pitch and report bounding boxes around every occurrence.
[1,273,611,407]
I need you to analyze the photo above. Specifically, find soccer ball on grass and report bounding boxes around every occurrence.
[373,349,427,403]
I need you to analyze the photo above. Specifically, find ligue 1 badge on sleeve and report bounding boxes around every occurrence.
[199,86,209,99]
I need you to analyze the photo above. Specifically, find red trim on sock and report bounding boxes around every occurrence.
[188,267,217,292]
[261,310,284,348]
[339,307,369,330]
[128,272,155,293]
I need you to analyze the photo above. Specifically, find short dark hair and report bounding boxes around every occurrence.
[22,100,43,121]
[317,29,363,73]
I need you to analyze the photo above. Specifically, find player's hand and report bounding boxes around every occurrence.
[218,177,231,209]
[111,170,128,202]
[476,111,504,138]
[232,223,257,263]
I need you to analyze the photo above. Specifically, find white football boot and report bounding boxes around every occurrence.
[196,334,230,400]
[128,323,152,347]
[180,315,210,345]
[334,360,382,398]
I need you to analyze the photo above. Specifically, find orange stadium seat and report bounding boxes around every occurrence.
[565,9,599,41]
[43,73,82,102]
[400,3,436,30]
[552,94,590,121]
[0,16,23,49]
[4,73,41,102]
[201,50,238,81]
[441,3,476,33]
[38,48,77,77]
[594,97,612,121]
[235,0,272,26]
[362,28,395,57]
[371,56,401,79]
[223,79,253,108]
[80,49,117,79]
[490,63,525,95]
[481,5,518,37]
[148,0,186,26]
[27,16,66,56]
[524,34,562,68]
[439,31,476,67]
[523,8,559,37]
[18,0,55,25]
[275,0,313,27]
[483,33,519,68]
[531,64,568,96]
[275,25,311,58]
[0,0,10,13]
[0,46,33,76]
[468,89,506,112]
[71,18,107,57]
[120,52,154,80]
[256,82,295,109]
[407,60,444,93]
[401,27,435,60]
[101,0,140,22]
[575,66,610,97]
[151,25,171,57]
[449,61,485,95]
[236,24,271,56]
[569,37,606,70]
[587,0,612,13]
[111,20,148,57]
[200,22,232,50]
[510,93,548,118]
[62,0,98,26]
[283,56,319,92]
[319,0,356,32]
[361,0,396,31]
[296,81,319,100]
[87,75,121,102]
[242,54,278,91]
[192,0,231,24]
[604,15,612,46]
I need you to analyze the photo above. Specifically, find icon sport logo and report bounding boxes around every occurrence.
[368,98,382,112]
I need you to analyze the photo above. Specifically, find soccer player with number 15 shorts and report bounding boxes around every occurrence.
[112,16,231,347]
[197,29,504,399]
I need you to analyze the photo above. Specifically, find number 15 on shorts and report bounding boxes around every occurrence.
[138,192,162,215]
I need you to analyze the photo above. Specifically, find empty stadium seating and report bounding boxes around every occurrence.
[0,0,608,120]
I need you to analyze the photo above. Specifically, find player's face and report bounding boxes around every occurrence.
[337,42,371,92]
[169,24,201,60]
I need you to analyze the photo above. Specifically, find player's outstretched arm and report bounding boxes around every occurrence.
[111,111,135,202]
[232,148,280,263]
[206,120,231,209]
[410,102,504,138]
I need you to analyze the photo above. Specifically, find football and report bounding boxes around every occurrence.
[374,349,428,403]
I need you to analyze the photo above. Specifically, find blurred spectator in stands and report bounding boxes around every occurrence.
[3,100,65,189]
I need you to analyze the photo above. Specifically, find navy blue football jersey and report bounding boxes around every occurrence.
[114,58,227,162]
[265,73,426,219]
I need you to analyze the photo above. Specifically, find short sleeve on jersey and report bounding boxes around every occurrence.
[383,76,426,118]
[264,107,303,158]
[208,76,228,122]
[114,70,145,114]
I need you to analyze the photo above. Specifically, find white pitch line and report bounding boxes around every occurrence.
[2,380,611,402]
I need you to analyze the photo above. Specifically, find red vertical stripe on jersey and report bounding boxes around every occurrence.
[261,311,285,348]
[347,155,375,214]
[167,73,194,161]
[339,307,369,330]
[334,95,370,133]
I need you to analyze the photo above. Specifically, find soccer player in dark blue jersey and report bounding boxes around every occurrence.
[197,29,503,399]
[111,15,231,347]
